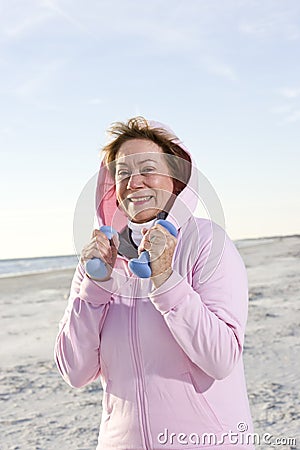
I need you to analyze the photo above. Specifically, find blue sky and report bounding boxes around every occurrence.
[1,0,300,259]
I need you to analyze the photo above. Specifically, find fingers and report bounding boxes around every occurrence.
[94,232,112,263]
[82,229,119,265]
[110,233,120,262]
[138,224,177,256]
[111,233,120,249]
[138,223,177,282]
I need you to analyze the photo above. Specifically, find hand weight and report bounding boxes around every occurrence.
[85,226,118,280]
[128,219,177,278]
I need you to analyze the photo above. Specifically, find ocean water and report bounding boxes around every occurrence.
[0,255,78,278]
[234,237,276,248]
[0,237,276,278]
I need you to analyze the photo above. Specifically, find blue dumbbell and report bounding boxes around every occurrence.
[128,219,177,278]
[85,225,118,280]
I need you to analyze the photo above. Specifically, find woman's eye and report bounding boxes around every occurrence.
[117,170,131,179]
[140,167,156,174]
[117,170,130,176]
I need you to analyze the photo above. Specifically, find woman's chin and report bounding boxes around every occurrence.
[127,208,161,223]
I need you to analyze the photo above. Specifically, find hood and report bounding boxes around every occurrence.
[95,120,199,232]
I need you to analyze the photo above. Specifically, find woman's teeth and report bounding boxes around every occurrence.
[129,196,152,203]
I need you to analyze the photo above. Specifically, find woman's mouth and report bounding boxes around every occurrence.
[128,196,153,205]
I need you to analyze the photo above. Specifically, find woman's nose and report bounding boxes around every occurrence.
[127,173,145,189]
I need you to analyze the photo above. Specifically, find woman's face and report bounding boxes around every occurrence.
[115,139,174,223]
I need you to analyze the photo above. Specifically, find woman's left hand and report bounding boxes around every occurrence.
[139,223,177,289]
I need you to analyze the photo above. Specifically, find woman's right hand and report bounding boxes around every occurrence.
[80,229,119,280]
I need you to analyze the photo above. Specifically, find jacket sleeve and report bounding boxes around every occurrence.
[149,229,248,380]
[54,262,115,388]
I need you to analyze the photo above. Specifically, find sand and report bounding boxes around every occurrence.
[1,236,299,449]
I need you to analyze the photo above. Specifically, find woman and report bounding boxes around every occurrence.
[54,117,255,450]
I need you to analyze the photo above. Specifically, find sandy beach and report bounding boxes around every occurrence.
[1,236,299,450]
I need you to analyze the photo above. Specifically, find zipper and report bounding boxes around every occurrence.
[130,277,152,450]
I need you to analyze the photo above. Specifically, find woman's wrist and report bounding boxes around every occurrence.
[151,268,173,289]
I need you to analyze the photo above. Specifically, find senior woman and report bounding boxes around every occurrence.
[54,117,255,450]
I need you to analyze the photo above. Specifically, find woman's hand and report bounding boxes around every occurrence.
[139,223,177,289]
[80,229,119,281]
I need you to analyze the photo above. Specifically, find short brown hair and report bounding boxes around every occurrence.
[101,116,191,192]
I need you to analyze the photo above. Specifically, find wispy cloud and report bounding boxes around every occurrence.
[0,127,12,135]
[270,105,293,114]
[278,87,300,99]
[202,58,237,82]
[13,60,64,98]
[88,98,103,105]
[2,12,53,39]
[5,59,65,112]
[285,110,300,123]
[42,0,94,37]
[238,3,300,41]
[0,0,93,41]
[271,86,300,124]
[239,19,300,40]
[0,1,54,41]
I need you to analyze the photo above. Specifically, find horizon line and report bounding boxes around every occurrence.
[1,233,299,262]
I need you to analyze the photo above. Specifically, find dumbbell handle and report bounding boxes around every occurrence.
[85,226,118,280]
[128,219,177,278]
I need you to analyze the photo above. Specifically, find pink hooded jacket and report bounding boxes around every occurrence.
[54,121,255,450]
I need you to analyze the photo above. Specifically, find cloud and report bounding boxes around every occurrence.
[239,19,300,40]
[13,60,64,98]
[88,98,103,105]
[203,59,237,82]
[0,1,54,40]
[270,105,293,114]
[0,0,194,49]
[239,19,275,37]
[270,104,300,124]
[195,53,237,82]
[238,2,300,41]
[3,12,53,39]
[0,0,92,41]
[8,59,66,112]
[271,102,300,125]
[42,0,94,37]
[0,127,12,135]
[285,110,300,123]
[271,86,300,123]
[278,87,300,99]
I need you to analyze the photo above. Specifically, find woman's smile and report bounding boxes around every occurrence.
[126,193,155,213]
[127,195,154,204]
